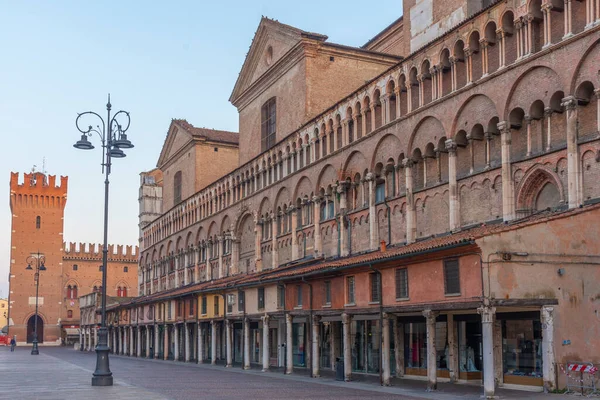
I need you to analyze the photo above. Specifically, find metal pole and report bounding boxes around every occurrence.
[31,258,40,355]
[92,96,113,386]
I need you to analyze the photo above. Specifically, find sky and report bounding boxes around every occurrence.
[0,0,402,298]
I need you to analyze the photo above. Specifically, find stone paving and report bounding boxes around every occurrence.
[0,346,584,400]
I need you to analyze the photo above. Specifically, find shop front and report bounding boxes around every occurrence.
[500,312,543,387]
[402,316,449,378]
[351,316,381,374]
[292,318,307,368]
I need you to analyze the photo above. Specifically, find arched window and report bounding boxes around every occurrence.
[36,216,41,229]
[117,287,122,297]
[174,171,182,204]
[67,285,72,299]
[72,285,77,299]
[93,286,98,293]
[122,287,127,297]
[123,266,128,273]
[67,310,73,318]
[261,97,277,151]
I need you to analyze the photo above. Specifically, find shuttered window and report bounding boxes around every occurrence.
[370,273,381,302]
[238,290,245,312]
[324,281,331,305]
[444,259,461,295]
[347,276,355,304]
[296,285,303,307]
[261,97,276,152]
[258,287,265,310]
[201,296,207,315]
[395,268,409,299]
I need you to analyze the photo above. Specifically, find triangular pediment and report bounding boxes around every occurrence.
[229,17,327,105]
[156,121,194,169]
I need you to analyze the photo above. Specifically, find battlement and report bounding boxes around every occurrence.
[10,172,68,196]
[62,242,139,262]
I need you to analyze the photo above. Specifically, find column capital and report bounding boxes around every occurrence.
[479,38,489,49]
[445,139,457,154]
[544,106,554,117]
[495,28,506,40]
[463,47,473,58]
[402,158,414,168]
[341,312,351,325]
[594,88,600,99]
[337,181,350,193]
[312,195,322,204]
[422,309,439,321]
[561,95,577,111]
[541,2,553,12]
[524,115,533,124]
[312,314,321,324]
[497,120,511,134]
[541,305,554,324]
[365,172,375,182]
[261,314,270,324]
[484,131,494,141]
[477,305,496,323]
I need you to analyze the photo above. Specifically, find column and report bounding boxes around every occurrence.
[360,110,367,137]
[163,325,169,360]
[342,313,352,381]
[596,89,600,132]
[255,220,263,271]
[525,14,534,55]
[338,183,349,256]
[515,19,523,59]
[286,314,293,374]
[79,329,83,351]
[430,67,438,100]
[496,29,506,69]
[447,314,458,383]
[525,115,533,156]
[146,326,151,359]
[313,196,322,256]
[154,325,159,359]
[446,140,459,231]
[197,324,204,363]
[370,105,376,132]
[542,4,554,48]
[137,326,142,357]
[464,48,473,84]
[382,95,390,124]
[563,0,573,38]
[393,320,404,377]
[225,320,232,367]
[417,76,424,107]
[498,121,515,221]
[83,328,87,351]
[394,87,402,118]
[423,310,438,391]
[282,154,288,177]
[541,306,556,392]
[404,159,416,243]
[312,315,321,378]
[217,236,224,279]
[478,306,496,398]
[211,321,217,364]
[341,120,348,147]
[494,318,503,386]
[271,217,279,269]
[243,318,250,369]
[480,40,489,76]
[449,57,457,92]
[260,315,269,371]
[291,207,299,260]
[382,314,391,386]
[562,96,583,208]
[366,173,378,250]
[185,323,191,362]
[174,324,180,361]
[484,132,493,169]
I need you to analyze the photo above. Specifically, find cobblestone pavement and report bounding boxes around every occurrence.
[0,347,580,400]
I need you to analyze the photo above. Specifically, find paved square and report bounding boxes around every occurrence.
[0,347,576,400]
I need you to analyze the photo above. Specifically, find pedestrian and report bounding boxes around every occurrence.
[10,336,16,352]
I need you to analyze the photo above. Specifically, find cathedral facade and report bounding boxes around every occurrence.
[98,0,600,395]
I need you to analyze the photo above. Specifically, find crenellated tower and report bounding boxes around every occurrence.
[8,172,68,345]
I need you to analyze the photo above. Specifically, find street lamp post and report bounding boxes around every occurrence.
[26,252,46,355]
[73,95,133,386]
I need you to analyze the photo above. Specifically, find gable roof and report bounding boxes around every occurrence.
[229,17,327,105]
[156,119,238,168]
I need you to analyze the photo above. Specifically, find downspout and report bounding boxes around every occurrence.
[383,198,391,245]
[302,276,313,378]
[195,293,199,363]
[336,217,341,257]
[368,263,383,386]
[221,292,228,367]
[344,213,352,255]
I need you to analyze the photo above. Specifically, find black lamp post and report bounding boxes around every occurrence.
[73,95,133,386]
[26,252,46,355]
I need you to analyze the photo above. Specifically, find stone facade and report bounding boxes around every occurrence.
[8,172,138,345]
[108,2,600,396]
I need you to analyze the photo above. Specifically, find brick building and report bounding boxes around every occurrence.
[96,0,600,396]
[8,172,138,346]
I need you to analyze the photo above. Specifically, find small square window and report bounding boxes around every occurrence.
[346,276,355,304]
[444,259,460,295]
[72,264,78,271]
[214,147,218,152]
[123,266,128,273]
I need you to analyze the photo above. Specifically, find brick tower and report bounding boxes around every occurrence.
[8,172,67,345]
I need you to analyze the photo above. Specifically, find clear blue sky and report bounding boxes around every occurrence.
[0,1,402,297]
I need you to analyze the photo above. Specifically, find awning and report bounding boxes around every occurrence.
[64,328,80,336]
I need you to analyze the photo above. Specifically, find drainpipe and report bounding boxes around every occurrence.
[221,292,228,366]
[368,263,383,386]
[195,293,199,363]
[383,198,391,245]
[302,276,313,377]
[336,217,341,257]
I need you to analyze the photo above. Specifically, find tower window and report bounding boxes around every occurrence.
[73,264,78,271]
[174,171,182,204]
[36,216,41,229]
[261,97,276,152]
[67,310,73,318]
[123,266,128,273]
